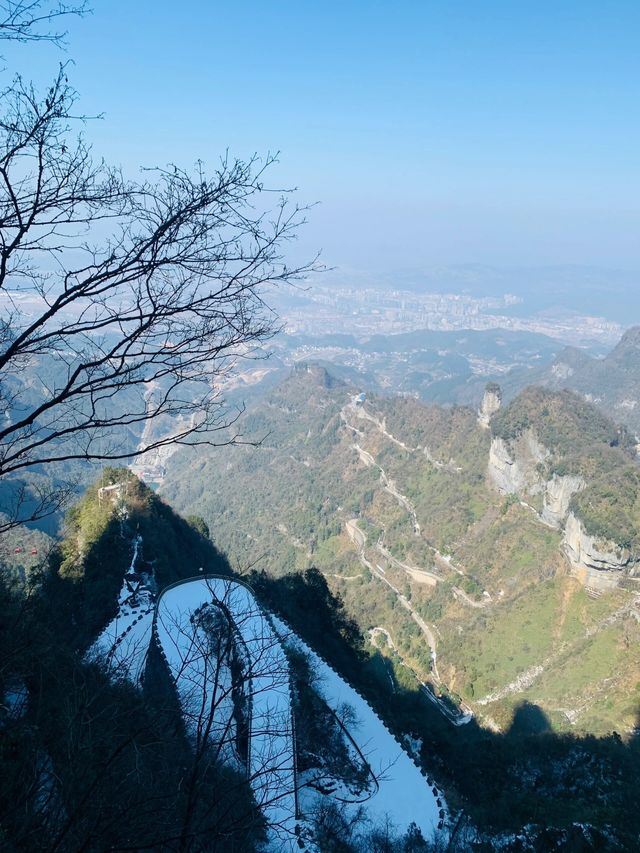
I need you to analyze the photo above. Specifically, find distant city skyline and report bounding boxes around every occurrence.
[4,0,640,271]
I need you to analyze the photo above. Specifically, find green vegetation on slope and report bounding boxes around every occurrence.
[492,386,640,548]
[50,467,230,645]
[248,566,640,849]
[161,368,640,745]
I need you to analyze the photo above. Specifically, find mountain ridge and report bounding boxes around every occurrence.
[161,366,640,740]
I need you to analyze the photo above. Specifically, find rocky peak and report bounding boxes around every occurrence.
[552,345,593,371]
[478,382,502,429]
[607,326,640,370]
[291,361,343,389]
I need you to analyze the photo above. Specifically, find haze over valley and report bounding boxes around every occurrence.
[2,2,640,851]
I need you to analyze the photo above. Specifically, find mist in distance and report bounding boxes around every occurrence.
[4,0,639,324]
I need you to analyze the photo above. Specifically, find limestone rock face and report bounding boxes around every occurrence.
[551,362,574,380]
[541,474,585,528]
[562,512,640,590]
[487,431,549,495]
[478,385,502,429]
[484,386,640,591]
[487,437,518,493]
[488,433,638,590]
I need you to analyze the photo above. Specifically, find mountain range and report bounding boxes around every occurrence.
[4,326,640,848]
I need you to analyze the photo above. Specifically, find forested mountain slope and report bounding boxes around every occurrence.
[483,325,640,437]
[3,456,639,848]
[0,470,449,851]
[0,471,267,851]
[162,365,640,738]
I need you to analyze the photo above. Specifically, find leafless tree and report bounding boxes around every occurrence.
[0,6,315,531]
[0,1,87,47]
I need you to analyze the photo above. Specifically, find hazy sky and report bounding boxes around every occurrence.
[6,1,640,272]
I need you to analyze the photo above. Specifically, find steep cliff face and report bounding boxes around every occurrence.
[486,387,640,590]
[488,436,586,528]
[477,384,502,429]
[488,437,635,587]
[487,430,548,496]
[541,474,585,528]
[562,512,640,590]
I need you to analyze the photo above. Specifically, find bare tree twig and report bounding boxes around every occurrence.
[0,67,318,529]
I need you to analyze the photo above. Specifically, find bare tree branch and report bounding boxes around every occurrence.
[0,66,318,529]
[0,1,88,46]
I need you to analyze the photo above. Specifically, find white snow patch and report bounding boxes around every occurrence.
[88,535,154,686]
[271,615,444,842]
[156,578,298,851]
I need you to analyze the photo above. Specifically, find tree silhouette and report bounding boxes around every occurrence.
[0,2,314,531]
[0,1,87,47]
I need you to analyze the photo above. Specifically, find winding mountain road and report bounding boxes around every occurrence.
[155,577,298,850]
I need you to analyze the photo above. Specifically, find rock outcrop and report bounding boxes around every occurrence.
[487,427,637,590]
[550,361,574,380]
[478,384,502,429]
[562,512,640,590]
[541,474,585,528]
[292,361,344,389]
[487,431,548,496]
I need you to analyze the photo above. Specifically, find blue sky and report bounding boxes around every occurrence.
[5,1,640,272]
